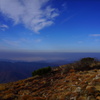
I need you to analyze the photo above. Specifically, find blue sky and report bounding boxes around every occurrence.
[0,0,100,61]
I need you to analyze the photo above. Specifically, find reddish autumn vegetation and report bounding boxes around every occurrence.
[0,57,100,100]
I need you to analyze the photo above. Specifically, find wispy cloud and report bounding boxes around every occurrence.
[89,34,100,37]
[35,39,42,43]
[61,15,75,24]
[62,2,67,10]
[0,24,9,31]
[0,0,59,33]
[78,41,83,44]
[95,39,100,42]
[2,39,20,46]
[0,24,9,29]
[2,38,42,48]
[20,38,42,43]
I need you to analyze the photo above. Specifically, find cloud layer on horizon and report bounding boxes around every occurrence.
[0,0,59,33]
[0,51,69,62]
[0,51,100,62]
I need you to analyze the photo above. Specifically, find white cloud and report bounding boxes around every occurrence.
[90,34,100,37]
[0,0,59,33]
[0,24,9,31]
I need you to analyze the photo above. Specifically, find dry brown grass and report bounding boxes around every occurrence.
[0,61,100,100]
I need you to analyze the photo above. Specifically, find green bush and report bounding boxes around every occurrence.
[74,57,97,71]
[32,66,51,76]
[80,57,95,64]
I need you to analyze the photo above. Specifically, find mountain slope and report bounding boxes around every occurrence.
[0,59,100,100]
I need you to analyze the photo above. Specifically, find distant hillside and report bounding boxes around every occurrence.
[0,57,100,100]
[0,61,61,83]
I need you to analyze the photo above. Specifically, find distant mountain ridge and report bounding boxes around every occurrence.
[0,60,72,83]
[0,61,56,83]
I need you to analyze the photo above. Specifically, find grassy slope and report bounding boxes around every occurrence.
[0,61,100,100]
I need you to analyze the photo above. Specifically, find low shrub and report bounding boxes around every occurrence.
[74,57,98,71]
[32,66,51,76]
